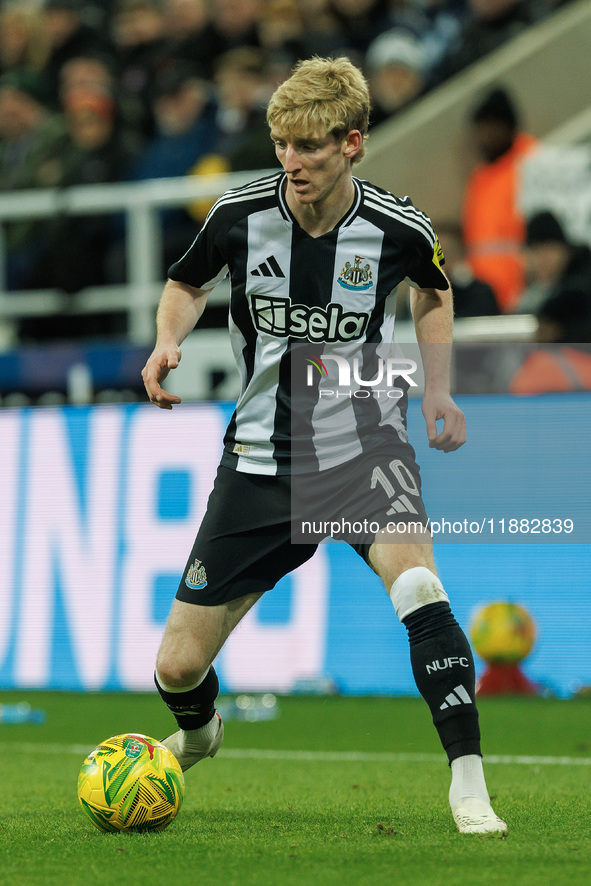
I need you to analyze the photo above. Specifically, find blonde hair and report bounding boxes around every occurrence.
[267,56,370,163]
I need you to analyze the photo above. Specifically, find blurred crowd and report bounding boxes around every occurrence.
[0,0,583,344]
[451,83,591,346]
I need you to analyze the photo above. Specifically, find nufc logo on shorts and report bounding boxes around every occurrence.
[185,558,207,590]
[252,295,370,343]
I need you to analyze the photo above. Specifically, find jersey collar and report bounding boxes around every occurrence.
[276,173,362,232]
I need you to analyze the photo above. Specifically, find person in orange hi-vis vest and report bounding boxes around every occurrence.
[462,88,538,313]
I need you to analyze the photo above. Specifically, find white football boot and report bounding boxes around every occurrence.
[452,797,508,835]
[161,712,224,772]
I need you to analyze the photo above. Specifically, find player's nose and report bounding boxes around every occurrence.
[283,144,301,173]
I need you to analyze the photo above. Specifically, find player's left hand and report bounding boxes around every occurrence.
[421,390,466,452]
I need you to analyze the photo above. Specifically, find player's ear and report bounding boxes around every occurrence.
[343,130,362,160]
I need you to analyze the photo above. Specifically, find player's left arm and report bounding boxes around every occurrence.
[410,275,466,452]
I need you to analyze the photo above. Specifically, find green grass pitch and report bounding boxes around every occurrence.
[1,692,590,886]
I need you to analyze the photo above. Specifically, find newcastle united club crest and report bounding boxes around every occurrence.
[185,558,208,590]
[337,255,373,291]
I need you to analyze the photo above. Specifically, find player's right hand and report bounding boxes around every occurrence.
[141,345,182,409]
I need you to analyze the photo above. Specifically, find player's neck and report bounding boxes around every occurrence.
[286,176,355,238]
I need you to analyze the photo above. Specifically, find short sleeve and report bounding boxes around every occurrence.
[168,210,228,291]
[403,226,449,291]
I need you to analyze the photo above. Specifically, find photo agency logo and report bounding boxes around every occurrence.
[305,353,418,400]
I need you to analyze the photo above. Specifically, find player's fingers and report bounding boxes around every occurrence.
[442,422,466,452]
[141,368,180,409]
[430,427,451,450]
[152,390,182,409]
[141,357,163,386]
[142,352,178,400]
[141,371,163,403]
[424,412,438,443]
[432,411,466,451]
[452,413,467,449]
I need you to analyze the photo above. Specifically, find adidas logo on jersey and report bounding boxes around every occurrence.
[252,295,370,343]
[439,684,472,710]
[250,255,285,278]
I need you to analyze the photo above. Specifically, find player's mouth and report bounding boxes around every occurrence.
[289,178,310,193]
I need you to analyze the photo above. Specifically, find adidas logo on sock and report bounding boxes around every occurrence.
[440,684,472,710]
[251,255,285,278]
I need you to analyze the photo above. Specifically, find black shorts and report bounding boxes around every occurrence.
[176,441,429,606]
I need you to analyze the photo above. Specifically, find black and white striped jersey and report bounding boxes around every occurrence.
[168,171,448,475]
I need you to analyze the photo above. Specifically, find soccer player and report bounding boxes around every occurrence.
[141,56,507,835]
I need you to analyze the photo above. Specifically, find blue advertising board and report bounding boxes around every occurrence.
[0,395,589,697]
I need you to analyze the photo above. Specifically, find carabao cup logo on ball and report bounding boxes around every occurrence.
[124,738,144,760]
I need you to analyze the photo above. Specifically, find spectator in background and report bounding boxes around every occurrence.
[0,70,68,289]
[365,28,428,126]
[523,211,591,343]
[295,0,346,52]
[201,0,264,60]
[417,1,471,84]
[131,66,217,182]
[256,0,339,71]
[256,1,308,86]
[41,0,112,103]
[59,53,116,106]
[363,4,472,119]
[52,88,135,193]
[0,3,51,78]
[510,210,591,394]
[210,47,278,172]
[436,0,551,81]
[58,52,143,155]
[328,0,393,60]
[436,220,500,317]
[462,87,538,313]
[158,0,217,77]
[20,87,139,339]
[184,48,278,232]
[110,0,167,140]
[362,3,471,96]
[129,66,218,270]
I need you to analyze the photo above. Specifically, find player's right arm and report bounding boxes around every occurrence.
[141,278,208,409]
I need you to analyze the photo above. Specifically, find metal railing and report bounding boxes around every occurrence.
[0,170,276,345]
[0,168,541,355]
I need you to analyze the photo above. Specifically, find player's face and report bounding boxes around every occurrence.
[270,127,359,209]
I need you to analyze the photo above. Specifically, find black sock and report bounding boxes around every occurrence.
[154,666,219,731]
[403,602,481,763]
